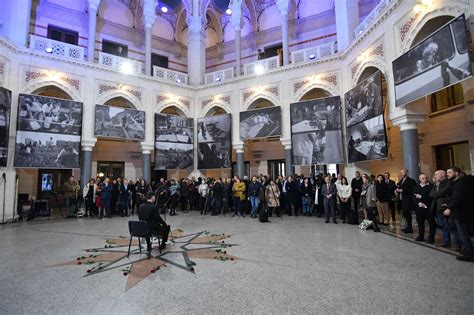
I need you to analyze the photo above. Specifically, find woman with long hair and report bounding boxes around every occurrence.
[337,176,352,223]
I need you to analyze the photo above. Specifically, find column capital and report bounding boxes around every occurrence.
[276,0,290,16]
[187,15,205,33]
[280,138,292,149]
[391,113,425,130]
[87,0,101,11]
[232,143,244,153]
[142,0,157,28]
[141,142,154,154]
[81,139,97,151]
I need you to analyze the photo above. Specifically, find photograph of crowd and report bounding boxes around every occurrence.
[393,15,472,107]
[197,114,231,143]
[155,114,193,143]
[347,115,387,163]
[14,131,81,168]
[239,106,281,139]
[291,96,341,133]
[292,130,344,165]
[155,142,194,170]
[0,87,12,166]
[345,71,383,127]
[95,104,145,140]
[17,94,82,135]
[198,140,231,169]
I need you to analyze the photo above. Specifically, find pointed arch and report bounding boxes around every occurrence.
[25,81,80,101]
[96,90,141,109]
[243,94,279,111]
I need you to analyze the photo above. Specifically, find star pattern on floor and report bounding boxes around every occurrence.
[54,229,239,290]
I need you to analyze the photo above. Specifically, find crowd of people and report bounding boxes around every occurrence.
[62,166,473,262]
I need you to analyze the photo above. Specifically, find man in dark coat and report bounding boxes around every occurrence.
[444,167,474,261]
[396,169,416,233]
[321,175,337,224]
[99,177,113,219]
[211,178,224,216]
[384,172,397,223]
[430,170,452,247]
[138,192,170,253]
[351,171,363,215]
[414,174,434,243]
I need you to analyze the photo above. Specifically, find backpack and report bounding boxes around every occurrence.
[259,206,269,223]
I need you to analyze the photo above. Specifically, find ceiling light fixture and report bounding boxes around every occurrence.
[308,54,316,60]
[161,6,168,13]
[226,8,232,15]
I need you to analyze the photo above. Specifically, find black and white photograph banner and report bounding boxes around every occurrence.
[197,113,232,169]
[345,71,383,127]
[155,114,193,144]
[290,96,344,165]
[14,131,81,168]
[198,141,232,169]
[95,104,145,140]
[239,106,281,140]
[393,14,472,107]
[155,141,194,170]
[0,87,12,166]
[17,94,82,135]
[347,115,387,163]
[197,113,231,144]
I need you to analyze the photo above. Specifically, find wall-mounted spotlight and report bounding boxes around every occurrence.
[161,6,168,13]
[308,54,316,60]
[254,64,264,75]
[215,77,221,82]
[226,8,232,15]
[176,78,182,83]
[120,62,134,75]
[45,45,53,53]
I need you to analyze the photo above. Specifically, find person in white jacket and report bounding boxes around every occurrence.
[82,178,97,217]
[336,177,352,223]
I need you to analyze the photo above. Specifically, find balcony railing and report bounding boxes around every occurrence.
[98,52,143,75]
[243,56,280,76]
[354,0,396,37]
[29,35,85,61]
[153,66,188,84]
[291,41,337,64]
[205,67,234,84]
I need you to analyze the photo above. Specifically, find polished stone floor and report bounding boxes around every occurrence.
[0,212,473,314]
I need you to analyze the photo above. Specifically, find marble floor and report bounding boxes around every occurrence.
[0,212,473,314]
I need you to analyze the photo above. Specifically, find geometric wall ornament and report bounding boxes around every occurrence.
[95,80,143,109]
[291,70,341,102]
[241,83,281,110]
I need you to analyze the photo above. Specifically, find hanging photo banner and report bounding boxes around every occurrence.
[197,113,232,169]
[290,96,344,165]
[239,106,281,140]
[14,94,82,168]
[345,70,388,163]
[94,104,145,140]
[0,87,12,167]
[154,113,194,170]
[393,14,472,107]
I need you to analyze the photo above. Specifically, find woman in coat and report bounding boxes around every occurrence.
[266,180,281,217]
[336,177,352,223]
[375,174,390,225]
[82,178,97,217]
[360,174,380,232]
[300,178,313,216]
[232,177,246,217]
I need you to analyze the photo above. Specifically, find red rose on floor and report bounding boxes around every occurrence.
[77,261,82,265]
[190,267,195,272]
[223,251,227,254]
[221,241,225,244]
[150,269,155,273]
[87,270,91,273]
[123,272,128,276]
[230,258,234,261]
[76,257,81,261]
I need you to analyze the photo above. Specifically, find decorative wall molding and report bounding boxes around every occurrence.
[0,57,9,87]
[155,92,192,117]
[199,93,232,116]
[20,65,83,101]
[241,83,281,110]
[350,36,386,87]
[291,70,341,102]
[95,80,143,109]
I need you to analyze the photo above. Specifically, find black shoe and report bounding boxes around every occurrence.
[342,220,346,224]
[441,242,451,248]
[403,229,414,234]
[333,221,337,224]
[98,216,103,219]
[325,220,329,223]
[373,228,381,232]
[415,236,424,242]
[232,214,237,217]
[427,237,435,244]
[456,255,474,262]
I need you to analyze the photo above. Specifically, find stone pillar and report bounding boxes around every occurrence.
[400,123,421,180]
[80,145,94,184]
[284,146,294,177]
[0,0,32,47]
[142,0,156,76]
[230,0,243,76]
[277,0,290,65]
[187,15,205,85]
[334,0,359,50]
[236,148,245,179]
[142,151,152,183]
[87,0,101,62]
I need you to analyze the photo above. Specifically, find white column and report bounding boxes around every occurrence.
[277,0,290,65]
[335,0,359,50]
[142,0,157,76]
[87,0,101,62]
[230,0,243,76]
[0,0,32,47]
[187,15,205,85]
